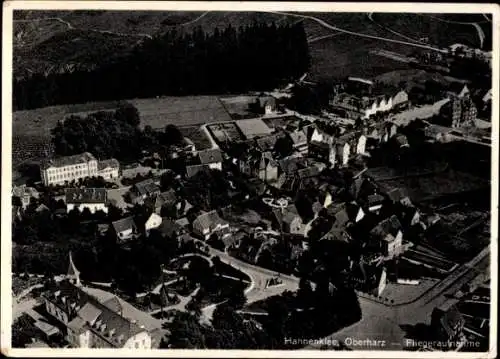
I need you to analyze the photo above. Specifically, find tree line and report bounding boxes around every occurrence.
[14,22,310,111]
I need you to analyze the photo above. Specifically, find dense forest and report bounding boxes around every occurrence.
[14,22,310,111]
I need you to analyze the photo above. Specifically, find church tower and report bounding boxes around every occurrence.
[67,251,81,287]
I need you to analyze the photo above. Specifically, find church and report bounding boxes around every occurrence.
[41,253,164,348]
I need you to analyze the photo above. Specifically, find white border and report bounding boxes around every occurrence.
[2,2,498,358]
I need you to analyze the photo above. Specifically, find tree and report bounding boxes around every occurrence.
[115,102,140,127]
[227,286,247,309]
[273,136,294,158]
[164,124,184,146]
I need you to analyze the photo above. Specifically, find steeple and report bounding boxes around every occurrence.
[67,251,81,287]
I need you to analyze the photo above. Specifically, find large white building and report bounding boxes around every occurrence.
[40,152,120,186]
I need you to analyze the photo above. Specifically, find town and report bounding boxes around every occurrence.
[10,9,492,353]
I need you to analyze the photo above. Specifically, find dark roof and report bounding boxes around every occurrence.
[370,215,402,241]
[133,179,160,197]
[278,156,306,174]
[186,164,210,178]
[112,217,137,234]
[44,281,145,347]
[65,188,107,204]
[255,134,280,152]
[367,194,385,206]
[297,166,321,179]
[193,210,226,231]
[310,140,331,150]
[41,152,96,170]
[157,218,182,238]
[98,159,120,171]
[198,149,223,165]
[288,130,307,146]
[385,187,408,202]
[157,190,177,205]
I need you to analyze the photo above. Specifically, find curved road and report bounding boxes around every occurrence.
[261,11,447,53]
[367,13,429,46]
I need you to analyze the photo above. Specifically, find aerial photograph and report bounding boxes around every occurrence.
[7,4,495,354]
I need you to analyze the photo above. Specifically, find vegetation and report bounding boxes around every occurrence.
[14,22,310,110]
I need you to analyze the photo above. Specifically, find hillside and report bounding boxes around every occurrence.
[13,11,492,82]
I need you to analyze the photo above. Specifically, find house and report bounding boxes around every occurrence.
[97,159,120,180]
[393,134,410,148]
[12,185,39,210]
[328,201,365,224]
[156,218,184,239]
[145,189,179,215]
[255,134,280,152]
[186,164,210,178]
[369,215,404,258]
[335,140,351,166]
[448,96,478,128]
[192,210,230,240]
[239,150,279,183]
[273,204,304,235]
[111,217,139,243]
[287,130,308,153]
[65,188,108,214]
[198,149,223,170]
[41,254,162,348]
[144,213,163,234]
[431,302,465,342]
[35,203,50,213]
[129,179,161,205]
[308,141,336,167]
[366,194,385,213]
[256,95,277,115]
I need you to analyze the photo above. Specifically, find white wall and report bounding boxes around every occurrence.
[124,331,152,349]
[67,203,108,214]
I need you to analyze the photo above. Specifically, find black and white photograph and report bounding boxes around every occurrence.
[1,1,498,357]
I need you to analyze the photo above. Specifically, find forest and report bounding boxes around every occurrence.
[14,22,310,111]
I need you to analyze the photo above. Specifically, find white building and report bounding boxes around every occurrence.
[65,188,108,214]
[40,152,120,186]
[145,213,163,234]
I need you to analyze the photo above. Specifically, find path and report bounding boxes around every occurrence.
[367,12,429,45]
[149,287,200,315]
[261,11,447,53]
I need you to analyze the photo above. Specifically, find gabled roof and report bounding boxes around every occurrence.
[133,179,160,197]
[186,164,210,178]
[65,188,107,204]
[288,130,307,146]
[370,215,402,242]
[367,194,385,206]
[198,149,223,165]
[255,134,280,152]
[35,204,50,212]
[112,217,137,234]
[385,187,408,203]
[157,218,182,238]
[297,166,321,179]
[193,210,226,231]
[278,156,306,175]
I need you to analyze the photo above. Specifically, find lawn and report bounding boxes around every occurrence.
[196,276,249,307]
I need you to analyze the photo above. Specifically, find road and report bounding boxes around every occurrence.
[261,11,447,53]
[305,245,490,350]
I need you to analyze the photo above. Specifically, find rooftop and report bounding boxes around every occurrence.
[198,149,223,165]
[112,216,137,234]
[41,152,96,170]
[65,188,107,204]
[98,158,120,171]
[236,118,274,139]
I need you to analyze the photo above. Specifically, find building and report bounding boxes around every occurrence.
[186,164,210,178]
[273,204,304,235]
[235,118,274,140]
[97,159,120,180]
[309,141,336,167]
[335,140,351,167]
[145,189,179,215]
[40,152,98,186]
[256,95,277,115]
[449,96,478,128]
[192,210,230,240]
[111,217,139,243]
[41,254,162,348]
[330,90,409,119]
[129,179,161,205]
[65,188,108,214]
[369,215,404,258]
[239,150,279,183]
[287,130,308,154]
[12,185,39,210]
[198,149,223,170]
[144,213,163,234]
